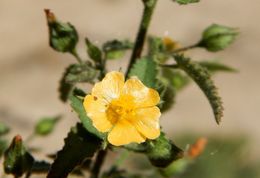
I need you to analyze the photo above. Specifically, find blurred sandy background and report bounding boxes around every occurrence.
[0,0,260,169]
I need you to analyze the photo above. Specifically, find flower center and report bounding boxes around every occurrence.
[106,95,135,125]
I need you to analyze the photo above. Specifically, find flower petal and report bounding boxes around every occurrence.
[108,119,145,146]
[133,106,161,139]
[92,71,124,102]
[83,95,112,132]
[123,78,160,108]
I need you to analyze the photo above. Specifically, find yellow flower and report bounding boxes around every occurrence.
[83,71,161,146]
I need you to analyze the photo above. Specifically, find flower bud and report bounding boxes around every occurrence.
[198,24,238,52]
[45,9,78,53]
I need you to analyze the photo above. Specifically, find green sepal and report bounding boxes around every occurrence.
[4,135,34,177]
[174,55,224,124]
[103,39,133,60]
[47,123,102,178]
[125,133,183,168]
[147,133,184,168]
[35,116,61,136]
[69,93,105,139]
[128,57,157,88]
[45,9,78,53]
[198,24,239,52]
[0,121,10,136]
[85,38,103,63]
[174,0,200,5]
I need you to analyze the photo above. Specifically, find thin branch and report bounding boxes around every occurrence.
[125,0,158,76]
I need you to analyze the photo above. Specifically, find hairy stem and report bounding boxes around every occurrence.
[90,150,107,178]
[171,43,198,54]
[126,0,158,76]
[70,48,83,64]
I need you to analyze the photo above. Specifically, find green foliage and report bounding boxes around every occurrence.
[147,36,168,63]
[69,93,105,139]
[65,62,100,84]
[0,121,10,136]
[59,63,99,102]
[147,133,184,168]
[174,0,200,5]
[128,57,157,88]
[103,39,133,60]
[174,55,224,124]
[45,9,78,53]
[125,133,183,168]
[102,167,145,178]
[47,123,102,178]
[35,116,61,136]
[4,135,34,177]
[199,60,237,73]
[85,38,103,63]
[198,24,239,52]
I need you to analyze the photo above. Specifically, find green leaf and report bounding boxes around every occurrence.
[59,63,99,102]
[65,62,100,84]
[47,123,102,178]
[0,121,10,136]
[174,55,224,124]
[125,133,183,168]
[147,133,184,168]
[85,38,103,63]
[103,39,133,60]
[198,24,239,52]
[128,57,157,88]
[69,93,105,139]
[45,9,78,53]
[35,116,61,136]
[4,135,34,177]
[174,0,200,5]
[199,61,237,73]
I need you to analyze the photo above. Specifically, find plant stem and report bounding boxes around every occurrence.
[171,43,198,54]
[71,48,83,64]
[90,150,107,178]
[125,0,158,76]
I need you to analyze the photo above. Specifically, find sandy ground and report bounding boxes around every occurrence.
[0,0,260,175]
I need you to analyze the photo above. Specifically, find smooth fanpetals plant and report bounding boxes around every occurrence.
[84,71,161,146]
[1,0,239,178]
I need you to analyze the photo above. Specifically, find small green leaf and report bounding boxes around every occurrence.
[65,62,100,84]
[0,121,10,136]
[85,38,103,63]
[125,133,183,168]
[198,24,239,52]
[45,9,78,53]
[174,0,200,5]
[47,123,102,178]
[174,55,224,124]
[128,57,157,88]
[35,116,61,136]
[69,93,105,139]
[4,135,34,177]
[147,133,184,168]
[199,61,237,73]
[103,39,133,60]
[148,36,169,63]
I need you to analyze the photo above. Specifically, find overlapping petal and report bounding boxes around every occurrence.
[92,71,124,102]
[108,119,145,146]
[123,78,160,108]
[132,106,161,139]
[83,95,112,132]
